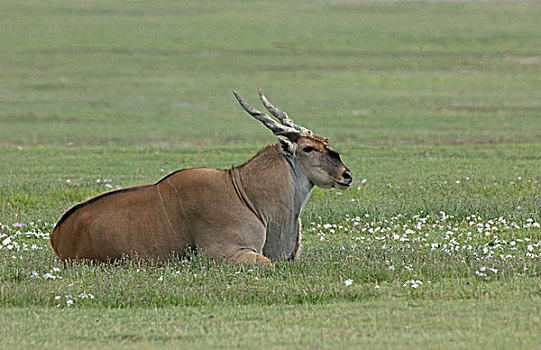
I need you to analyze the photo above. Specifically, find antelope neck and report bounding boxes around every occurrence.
[281,152,314,215]
[230,144,314,226]
[229,166,258,219]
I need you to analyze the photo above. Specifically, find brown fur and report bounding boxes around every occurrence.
[51,138,352,264]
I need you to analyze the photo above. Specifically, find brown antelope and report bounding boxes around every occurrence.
[50,90,353,263]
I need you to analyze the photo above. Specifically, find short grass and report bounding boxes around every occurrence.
[1,0,541,349]
[2,298,541,349]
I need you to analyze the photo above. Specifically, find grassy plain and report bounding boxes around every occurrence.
[1,0,541,349]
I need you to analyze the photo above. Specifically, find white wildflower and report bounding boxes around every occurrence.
[403,280,423,288]
[43,273,57,280]
[78,292,95,299]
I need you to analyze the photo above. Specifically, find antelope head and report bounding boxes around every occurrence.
[233,89,353,190]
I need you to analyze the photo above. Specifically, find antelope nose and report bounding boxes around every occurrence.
[342,169,353,184]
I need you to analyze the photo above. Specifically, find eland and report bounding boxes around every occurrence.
[50,90,353,263]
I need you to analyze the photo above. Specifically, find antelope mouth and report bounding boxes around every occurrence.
[334,181,351,190]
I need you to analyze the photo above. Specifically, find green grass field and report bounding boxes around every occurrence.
[1,0,540,349]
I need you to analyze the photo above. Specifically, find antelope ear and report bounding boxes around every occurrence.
[278,138,296,157]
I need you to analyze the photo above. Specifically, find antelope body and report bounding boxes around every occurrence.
[50,90,353,263]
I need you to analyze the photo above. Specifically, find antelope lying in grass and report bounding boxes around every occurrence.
[51,90,353,263]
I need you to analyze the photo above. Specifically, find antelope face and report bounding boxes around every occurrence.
[295,136,353,190]
[233,89,353,190]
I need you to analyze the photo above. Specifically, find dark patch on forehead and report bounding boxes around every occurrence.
[328,149,341,160]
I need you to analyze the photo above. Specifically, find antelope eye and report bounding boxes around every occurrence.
[303,146,315,153]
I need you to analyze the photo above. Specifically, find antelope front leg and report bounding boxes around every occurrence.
[289,219,302,261]
[233,250,272,264]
